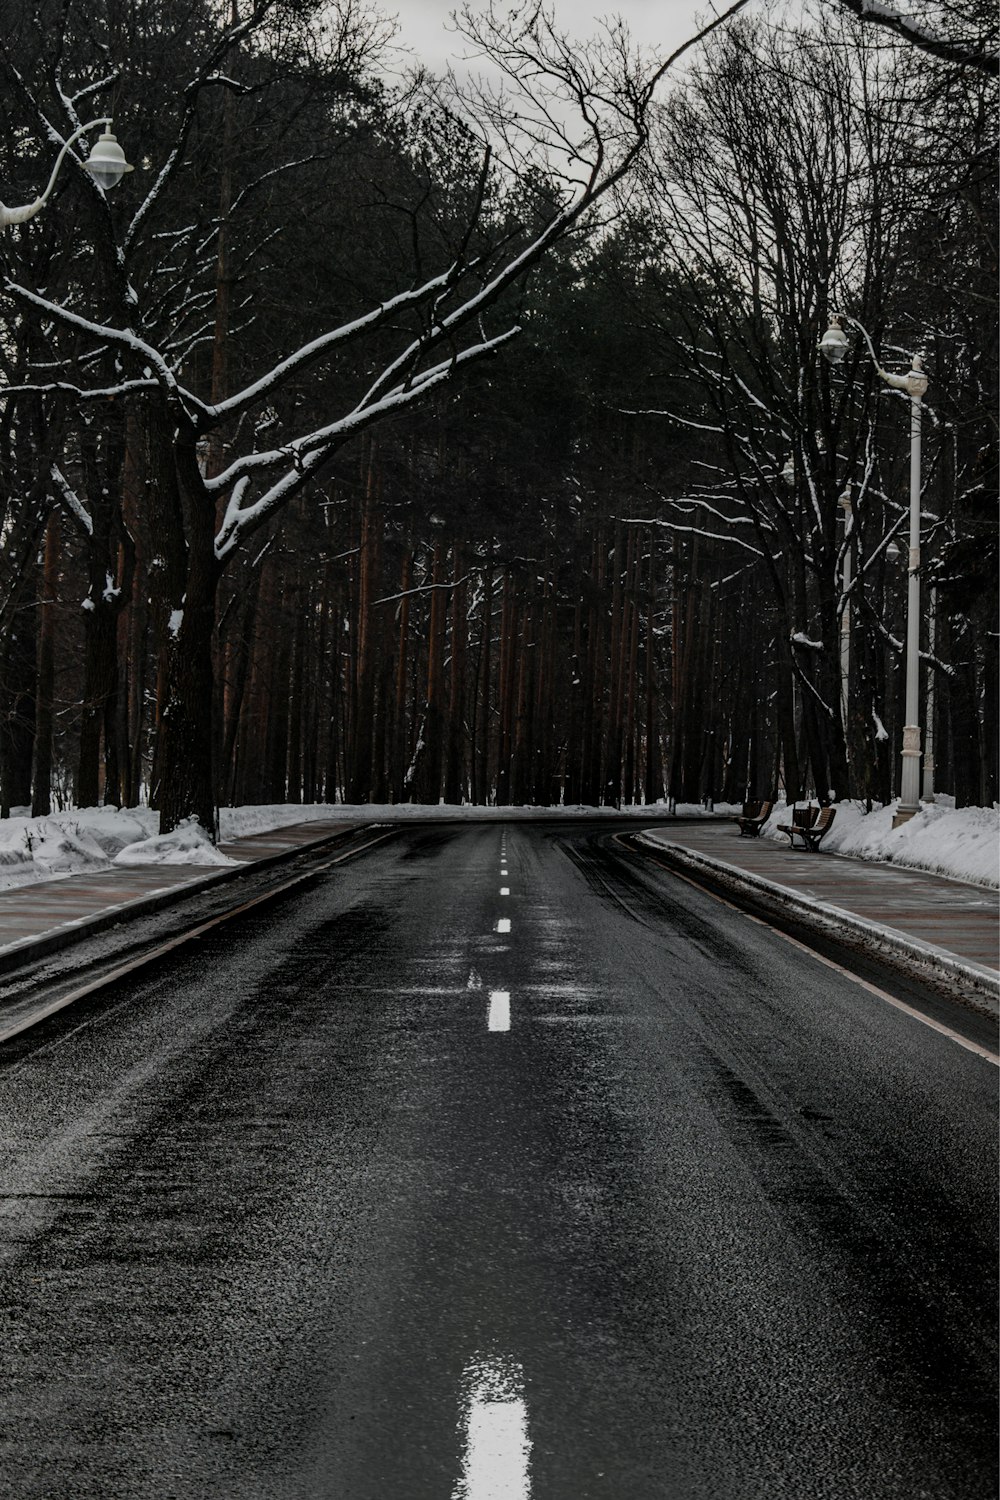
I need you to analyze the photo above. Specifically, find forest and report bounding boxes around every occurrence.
[0,0,996,830]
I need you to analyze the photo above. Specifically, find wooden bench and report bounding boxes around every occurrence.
[736,800,773,837]
[777,805,837,851]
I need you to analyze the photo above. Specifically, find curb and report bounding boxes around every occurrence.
[634,832,1000,1016]
[0,823,370,980]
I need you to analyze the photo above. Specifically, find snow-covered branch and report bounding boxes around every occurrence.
[213,328,521,557]
[4,281,210,420]
[50,465,93,536]
[835,0,998,74]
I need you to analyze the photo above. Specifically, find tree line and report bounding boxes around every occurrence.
[0,0,996,822]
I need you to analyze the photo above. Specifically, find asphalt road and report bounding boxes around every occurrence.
[0,822,995,1499]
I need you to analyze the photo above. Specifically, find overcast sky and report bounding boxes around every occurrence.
[386,0,727,78]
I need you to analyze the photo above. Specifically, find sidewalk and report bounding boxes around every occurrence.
[638,821,999,1004]
[0,820,355,973]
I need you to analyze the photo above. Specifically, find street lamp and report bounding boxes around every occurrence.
[838,488,852,741]
[819,314,929,824]
[0,118,133,228]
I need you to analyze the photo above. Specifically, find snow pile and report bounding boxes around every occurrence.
[114,817,238,867]
[0,807,167,890]
[763,799,999,889]
[55,805,158,857]
[0,816,113,889]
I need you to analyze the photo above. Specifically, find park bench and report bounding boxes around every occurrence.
[736,800,773,837]
[777,805,837,851]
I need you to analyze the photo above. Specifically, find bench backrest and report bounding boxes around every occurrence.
[813,807,836,832]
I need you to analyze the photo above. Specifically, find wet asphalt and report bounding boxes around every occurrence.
[0,822,996,1499]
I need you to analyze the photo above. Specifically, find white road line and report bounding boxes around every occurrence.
[624,838,1000,1067]
[497,919,511,934]
[452,1355,530,1500]
[488,992,511,1031]
[500,887,510,896]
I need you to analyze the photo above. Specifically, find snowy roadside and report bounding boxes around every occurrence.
[0,802,732,893]
[0,809,235,891]
[0,797,994,893]
[757,798,998,890]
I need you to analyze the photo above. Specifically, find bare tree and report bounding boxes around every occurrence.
[833,0,998,75]
[633,10,934,800]
[1,0,749,829]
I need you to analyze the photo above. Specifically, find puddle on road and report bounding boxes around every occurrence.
[451,1353,531,1499]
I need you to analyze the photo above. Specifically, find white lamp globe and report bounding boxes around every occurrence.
[83,127,134,191]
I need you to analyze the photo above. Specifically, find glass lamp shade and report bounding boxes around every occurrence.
[819,319,850,365]
[83,128,134,190]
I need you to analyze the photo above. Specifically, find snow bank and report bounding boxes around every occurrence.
[114,818,238,867]
[762,799,999,889]
[0,807,225,888]
[0,816,113,889]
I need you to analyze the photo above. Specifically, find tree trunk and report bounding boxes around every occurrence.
[31,513,61,817]
[151,422,221,836]
[444,543,467,804]
[643,543,660,805]
[75,580,118,809]
[474,551,493,805]
[415,540,446,804]
[1,574,36,815]
[392,549,412,801]
[496,572,514,806]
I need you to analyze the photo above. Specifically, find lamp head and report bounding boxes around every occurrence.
[819,316,849,366]
[83,126,134,191]
[904,355,929,401]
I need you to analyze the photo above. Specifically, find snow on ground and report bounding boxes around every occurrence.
[760,798,999,889]
[0,808,224,889]
[0,797,995,891]
[0,808,157,890]
[0,802,732,893]
[114,819,238,868]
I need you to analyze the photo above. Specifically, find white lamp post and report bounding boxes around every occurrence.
[838,489,852,742]
[819,314,929,825]
[922,587,937,804]
[1,118,133,228]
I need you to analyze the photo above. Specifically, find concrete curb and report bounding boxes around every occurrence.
[635,832,1000,1016]
[0,823,370,979]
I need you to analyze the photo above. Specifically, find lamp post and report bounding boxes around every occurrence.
[818,314,929,825]
[922,587,936,803]
[0,118,133,228]
[838,488,852,743]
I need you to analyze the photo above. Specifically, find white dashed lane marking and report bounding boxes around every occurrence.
[488,992,511,1032]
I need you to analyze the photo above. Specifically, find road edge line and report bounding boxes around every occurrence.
[631,832,999,1014]
[0,823,376,980]
[0,829,399,1046]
